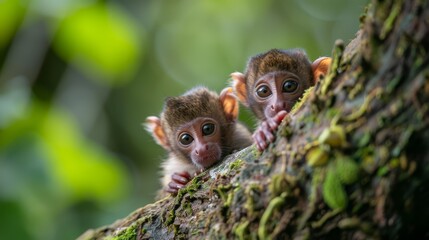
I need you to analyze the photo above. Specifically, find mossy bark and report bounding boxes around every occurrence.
[79,0,429,239]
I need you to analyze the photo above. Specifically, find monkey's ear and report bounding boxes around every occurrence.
[230,72,249,107]
[145,116,170,150]
[219,87,239,122]
[312,57,332,83]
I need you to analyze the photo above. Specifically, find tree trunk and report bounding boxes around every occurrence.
[79,0,429,239]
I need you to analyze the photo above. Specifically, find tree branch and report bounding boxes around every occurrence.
[79,0,429,239]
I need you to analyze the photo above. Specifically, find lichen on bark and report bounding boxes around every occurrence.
[79,0,429,239]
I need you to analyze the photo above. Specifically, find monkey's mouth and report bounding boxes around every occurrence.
[194,151,221,168]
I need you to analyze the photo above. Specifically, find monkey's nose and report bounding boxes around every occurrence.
[271,102,287,112]
[195,145,209,155]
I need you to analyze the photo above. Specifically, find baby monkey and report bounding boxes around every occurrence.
[231,49,331,151]
[145,87,252,196]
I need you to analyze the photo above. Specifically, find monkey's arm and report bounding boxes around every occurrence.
[252,110,287,151]
[159,155,199,196]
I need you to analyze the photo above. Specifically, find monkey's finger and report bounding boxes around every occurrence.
[172,173,190,185]
[253,130,267,151]
[165,187,178,194]
[165,184,181,195]
[168,182,185,191]
[175,171,191,180]
[266,110,288,131]
[274,110,288,123]
[261,122,275,143]
[267,118,280,131]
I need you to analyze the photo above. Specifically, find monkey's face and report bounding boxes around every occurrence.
[251,71,311,120]
[175,117,222,169]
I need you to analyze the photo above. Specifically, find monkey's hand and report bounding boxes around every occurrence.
[166,171,192,195]
[253,110,288,151]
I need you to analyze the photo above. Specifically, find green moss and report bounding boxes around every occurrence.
[325,108,340,119]
[183,201,192,215]
[311,209,341,229]
[166,175,203,225]
[348,82,363,99]
[389,158,400,169]
[269,174,290,197]
[343,88,382,122]
[321,40,344,96]
[244,183,261,217]
[165,209,176,225]
[214,184,235,218]
[377,166,389,177]
[225,191,234,207]
[290,86,314,115]
[386,76,401,93]
[185,174,203,195]
[279,124,293,138]
[234,220,249,240]
[252,146,261,158]
[229,159,244,171]
[301,114,317,127]
[112,225,137,240]
[357,132,371,147]
[380,3,400,39]
[298,168,325,230]
[173,224,187,239]
[214,184,232,202]
[190,229,201,236]
[338,217,361,229]
[258,192,287,240]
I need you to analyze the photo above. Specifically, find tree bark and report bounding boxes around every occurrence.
[79,0,429,239]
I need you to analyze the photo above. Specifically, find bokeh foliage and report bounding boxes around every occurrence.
[0,0,367,239]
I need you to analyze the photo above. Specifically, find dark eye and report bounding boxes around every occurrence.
[256,85,272,98]
[282,80,298,93]
[202,123,215,136]
[179,133,194,145]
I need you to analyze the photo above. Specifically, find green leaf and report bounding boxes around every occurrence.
[335,155,359,185]
[38,106,129,203]
[323,167,347,210]
[53,3,141,84]
[0,102,129,203]
[0,0,26,48]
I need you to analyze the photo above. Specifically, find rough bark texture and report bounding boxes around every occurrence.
[79,0,429,239]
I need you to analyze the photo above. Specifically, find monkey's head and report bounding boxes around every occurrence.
[145,87,240,169]
[231,48,331,120]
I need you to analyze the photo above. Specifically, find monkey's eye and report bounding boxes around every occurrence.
[256,85,272,98]
[282,80,298,93]
[179,133,194,145]
[202,123,215,136]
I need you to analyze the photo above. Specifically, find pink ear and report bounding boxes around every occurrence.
[145,116,170,150]
[312,57,332,83]
[219,87,239,122]
[230,72,249,107]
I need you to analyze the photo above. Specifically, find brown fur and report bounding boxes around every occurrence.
[231,48,331,151]
[146,87,253,199]
[244,49,313,86]
[243,49,314,120]
[161,88,227,133]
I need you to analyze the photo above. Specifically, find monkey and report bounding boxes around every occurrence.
[145,87,253,196]
[231,48,331,151]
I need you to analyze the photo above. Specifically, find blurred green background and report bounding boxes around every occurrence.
[0,0,367,239]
